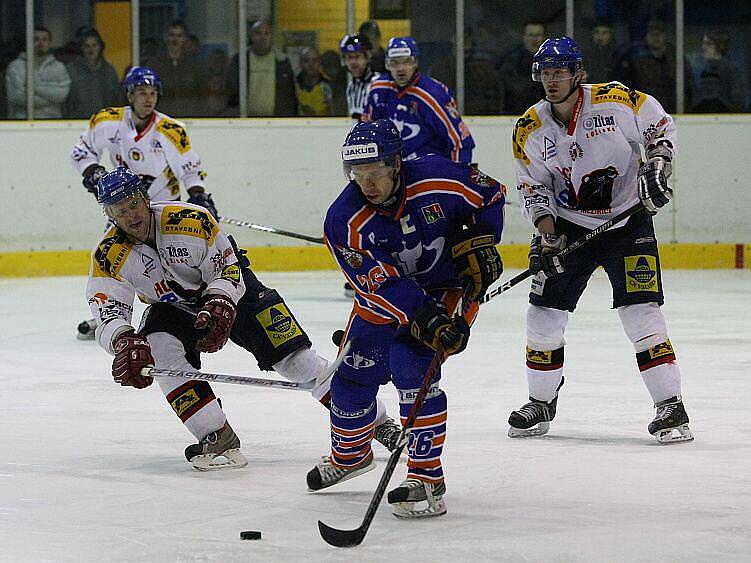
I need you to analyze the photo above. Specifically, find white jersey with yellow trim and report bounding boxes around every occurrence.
[70,106,206,203]
[86,201,245,354]
[513,81,677,230]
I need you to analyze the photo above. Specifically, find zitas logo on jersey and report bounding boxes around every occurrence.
[582,114,617,138]
[256,304,303,348]
[342,143,378,161]
[625,255,659,292]
[421,203,445,224]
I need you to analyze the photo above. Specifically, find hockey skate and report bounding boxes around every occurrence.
[508,378,563,437]
[184,421,247,471]
[307,454,374,491]
[373,417,405,452]
[76,318,97,340]
[649,396,694,444]
[387,478,446,519]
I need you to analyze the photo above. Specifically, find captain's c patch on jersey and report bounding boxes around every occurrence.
[161,206,218,244]
[512,108,542,164]
[625,255,659,292]
[256,304,303,348]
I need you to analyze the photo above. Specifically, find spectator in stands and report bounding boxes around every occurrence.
[618,19,680,112]
[690,29,747,113]
[225,19,297,116]
[320,48,348,116]
[5,26,70,119]
[148,20,205,117]
[64,28,120,118]
[295,46,333,116]
[498,21,546,115]
[359,20,386,72]
[584,18,618,83]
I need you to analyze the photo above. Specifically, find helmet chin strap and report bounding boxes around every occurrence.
[381,167,403,207]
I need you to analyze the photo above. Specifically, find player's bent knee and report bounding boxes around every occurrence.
[618,303,668,350]
[527,305,568,350]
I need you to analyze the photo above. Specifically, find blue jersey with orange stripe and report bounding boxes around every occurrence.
[362,72,475,163]
[324,155,505,326]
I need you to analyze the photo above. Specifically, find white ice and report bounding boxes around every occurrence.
[1,270,750,562]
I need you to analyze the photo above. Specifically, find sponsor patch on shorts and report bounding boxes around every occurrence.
[625,255,659,292]
[256,304,303,348]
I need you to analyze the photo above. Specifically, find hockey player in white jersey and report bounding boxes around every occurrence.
[87,168,400,470]
[72,66,217,340]
[507,36,692,444]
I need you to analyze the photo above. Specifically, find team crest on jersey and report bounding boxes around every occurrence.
[156,119,191,154]
[470,166,499,189]
[338,246,363,269]
[569,141,584,162]
[582,114,617,138]
[161,206,218,244]
[512,108,542,164]
[642,116,669,144]
[256,304,303,348]
[421,202,445,224]
[393,237,445,276]
[128,147,144,161]
[89,106,124,128]
[93,228,132,279]
[625,255,659,292]
[591,82,646,113]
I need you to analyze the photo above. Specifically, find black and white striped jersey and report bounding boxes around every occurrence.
[346,67,377,120]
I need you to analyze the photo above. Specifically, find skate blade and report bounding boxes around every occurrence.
[392,498,447,519]
[190,448,248,471]
[508,422,550,438]
[653,424,694,444]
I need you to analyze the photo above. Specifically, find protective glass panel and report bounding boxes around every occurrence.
[140,1,237,117]
[684,1,750,113]
[574,1,679,112]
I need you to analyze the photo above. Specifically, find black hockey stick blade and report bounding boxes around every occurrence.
[317,521,367,548]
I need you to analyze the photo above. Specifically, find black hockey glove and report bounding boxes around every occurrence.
[82,165,106,197]
[638,157,672,215]
[188,191,219,219]
[529,232,567,279]
[410,300,470,356]
[451,228,503,300]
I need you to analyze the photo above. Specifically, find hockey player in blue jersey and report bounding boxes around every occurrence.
[362,37,475,163]
[306,119,505,518]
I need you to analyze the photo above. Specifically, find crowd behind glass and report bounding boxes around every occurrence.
[0,0,748,120]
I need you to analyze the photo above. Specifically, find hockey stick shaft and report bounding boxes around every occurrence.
[318,285,473,548]
[219,216,324,244]
[479,202,645,304]
[142,367,314,391]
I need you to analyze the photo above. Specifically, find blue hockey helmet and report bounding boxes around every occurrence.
[97,166,147,206]
[123,66,162,95]
[340,33,372,55]
[386,36,419,59]
[531,36,583,82]
[341,119,403,177]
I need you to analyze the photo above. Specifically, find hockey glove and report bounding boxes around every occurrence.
[82,165,107,197]
[451,229,503,300]
[638,157,673,215]
[410,300,470,356]
[187,191,219,220]
[194,294,237,353]
[529,232,567,279]
[112,330,155,389]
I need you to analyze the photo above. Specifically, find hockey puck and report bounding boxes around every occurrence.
[331,329,345,346]
[240,530,262,540]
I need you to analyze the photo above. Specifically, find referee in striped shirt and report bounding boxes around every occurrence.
[340,34,377,121]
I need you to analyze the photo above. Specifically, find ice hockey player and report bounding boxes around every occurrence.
[86,167,400,470]
[71,66,217,340]
[306,119,505,518]
[340,33,377,121]
[362,37,475,163]
[508,36,693,444]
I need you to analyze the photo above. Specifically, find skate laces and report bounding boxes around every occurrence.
[516,401,546,421]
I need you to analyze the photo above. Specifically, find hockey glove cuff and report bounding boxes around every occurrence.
[188,191,219,220]
[451,229,503,299]
[638,157,673,215]
[529,233,567,279]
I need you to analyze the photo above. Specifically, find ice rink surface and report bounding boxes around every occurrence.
[1,269,750,562]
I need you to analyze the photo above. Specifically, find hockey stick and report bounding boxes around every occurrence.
[220,216,324,245]
[318,285,473,548]
[478,202,645,304]
[142,340,352,392]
